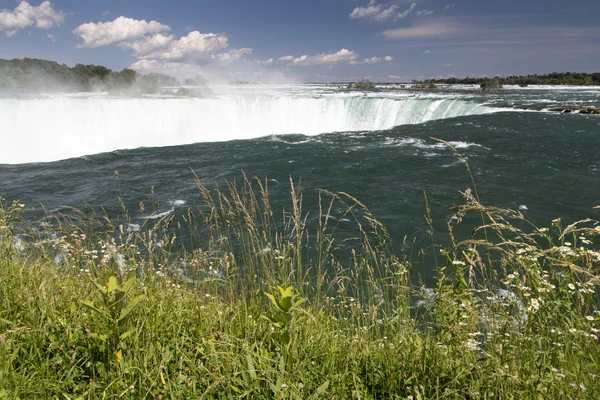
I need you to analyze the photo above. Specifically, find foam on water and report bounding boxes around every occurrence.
[1,90,497,164]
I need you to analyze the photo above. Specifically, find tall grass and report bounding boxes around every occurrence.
[0,171,599,398]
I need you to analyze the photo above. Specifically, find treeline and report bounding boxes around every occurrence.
[0,58,181,94]
[421,72,600,86]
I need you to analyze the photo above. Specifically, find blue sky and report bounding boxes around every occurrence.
[1,0,599,82]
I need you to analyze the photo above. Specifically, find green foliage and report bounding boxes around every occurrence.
[347,77,376,90]
[0,57,181,93]
[480,77,503,91]
[419,71,600,86]
[0,172,599,398]
[261,286,306,349]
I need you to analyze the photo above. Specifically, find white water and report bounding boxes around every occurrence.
[1,91,495,164]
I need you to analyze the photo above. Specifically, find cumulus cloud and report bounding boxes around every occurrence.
[290,48,358,66]
[73,16,170,48]
[444,3,456,10]
[278,55,295,62]
[350,1,416,22]
[380,22,459,39]
[258,58,275,65]
[120,33,174,57]
[0,1,65,36]
[129,59,188,72]
[73,15,244,66]
[211,48,253,64]
[141,31,229,61]
[349,55,393,65]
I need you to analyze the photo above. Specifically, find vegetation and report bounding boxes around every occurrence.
[420,72,600,86]
[0,58,180,94]
[347,78,376,90]
[480,78,503,91]
[412,81,438,90]
[1,149,599,398]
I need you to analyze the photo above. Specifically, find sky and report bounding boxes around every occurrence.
[0,0,599,83]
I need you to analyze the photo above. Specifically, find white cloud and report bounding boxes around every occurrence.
[444,3,456,10]
[388,74,406,80]
[73,16,170,48]
[46,33,55,41]
[278,55,295,62]
[395,3,417,20]
[257,58,274,65]
[349,55,394,65]
[120,33,174,57]
[142,31,229,61]
[0,1,65,36]
[380,22,459,39]
[350,0,398,21]
[416,9,435,16]
[423,49,430,54]
[129,59,188,72]
[350,1,416,22]
[211,48,252,65]
[290,48,358,66]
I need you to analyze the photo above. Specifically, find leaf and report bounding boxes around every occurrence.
[117,294,146,322]
[115,350,122,365]
[79,300,108,318]
[279,295,293,313]
[91,280,107,296]
[107,276,119,293]
[89,333,108,342]
[293,298,307,309]
[246,354,257,380]
[119,327,136,341]
[265,293,284,313]
[278,286,294,299]
[121,277,136,293]
[260,315,283,328]
[311,380,329,398]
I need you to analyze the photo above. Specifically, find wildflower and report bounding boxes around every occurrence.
[538,227,549,233]
[452,260,465,265]
[586,316,595,321]
[568,283,576,290]
[527,298,541,313]
[464,338,479,351]
[569,328,577,333]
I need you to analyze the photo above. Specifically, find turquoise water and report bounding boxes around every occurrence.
[1,84,599,279]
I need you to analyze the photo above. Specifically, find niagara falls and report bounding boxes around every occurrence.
[1,0,600,398]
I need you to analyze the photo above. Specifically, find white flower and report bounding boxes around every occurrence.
[568,283,576,290]
[464,338,479,351]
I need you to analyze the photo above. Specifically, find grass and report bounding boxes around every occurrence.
[1,170,599,399]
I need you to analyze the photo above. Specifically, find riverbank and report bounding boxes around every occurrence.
[1,177,598,398]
